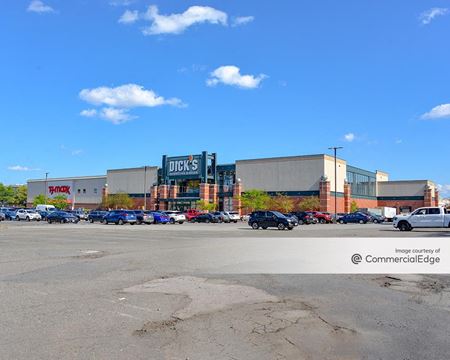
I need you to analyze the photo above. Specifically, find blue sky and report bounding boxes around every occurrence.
[1,1,450,195]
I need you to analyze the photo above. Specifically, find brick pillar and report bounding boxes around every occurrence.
[209,184,218,207]
[159,185,169,210]
[169,185,178,199]
[434,189,439,206]
[344,182,351,213]
[424,186,433,207]
[149,185,158,210]
[102,186,109,209]
[232,182,242,215]
[319,180,331,212]
[199,183,210,205]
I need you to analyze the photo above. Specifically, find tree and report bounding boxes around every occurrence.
[196,199,217,212]
[350,200,358,213]
[0,183,15,205]
[240,189,270,212]
[297,196,320,211]
[104,193,134,209]
[10,185,27,206]
[50,195,69,210]
[33,194,47,207]
[269,194,294,213]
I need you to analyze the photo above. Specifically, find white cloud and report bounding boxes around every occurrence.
[206,65,267,89]
[8,165,40,171]
[110,0,135,6]
[80,109,97,117]
[99,107,136,124]
[421,103,450,119]
[142,5,228,35]
[232,16,254,27]
[344,133,355,142]
[438,184,450,196]
[119,9,139,24]
[79,83,183,108]
[395,139,403,144]
[71,149,83,156]
[27,0,54,14]
[420,8,449,25]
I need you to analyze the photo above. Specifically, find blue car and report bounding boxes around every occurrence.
[88,210,108,223]
[150,211,170,224]
[47,211,79,224]
[0,208,18,220]
[104,210,137,225]
[338,212,370,224]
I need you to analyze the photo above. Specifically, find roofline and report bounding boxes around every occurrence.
[28,175,106,183]
[236,153,346,164]
[107,165,159,172]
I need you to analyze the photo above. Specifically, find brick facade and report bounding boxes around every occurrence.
[232,182,242,215]
[319,180,331,212]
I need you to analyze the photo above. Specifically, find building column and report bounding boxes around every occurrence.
[102,185,109,209]
[209,184,218,207]
[424,186,433,207]
[169,185,178,199]
[319,179,331,212]
[199,183,210,205]
[159,184,169,210]
[344,182,351,213]
[232,182,242,215]
[434,189,439,206]
[149,185,158,210]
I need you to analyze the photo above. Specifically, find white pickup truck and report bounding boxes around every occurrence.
[393,207,450,231]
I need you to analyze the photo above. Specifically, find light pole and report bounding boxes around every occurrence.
[328,147,343,220]
[44,172,49,203]
[143,166,147,210]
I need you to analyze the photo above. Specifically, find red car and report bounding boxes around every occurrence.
[308,211,332,224]
[185,209,206,221]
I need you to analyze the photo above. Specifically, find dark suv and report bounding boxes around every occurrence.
[289,211,314,225]
[248,211,294,230]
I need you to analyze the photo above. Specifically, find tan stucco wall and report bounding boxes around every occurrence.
[377,180,435,197]
[107,167,158,194]
[323,156,347,193]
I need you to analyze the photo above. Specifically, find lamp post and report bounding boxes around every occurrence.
[44,172,49,203]
[143,166,147,210]
[328,147,343,220]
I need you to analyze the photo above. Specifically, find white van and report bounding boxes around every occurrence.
[36,204,56,212]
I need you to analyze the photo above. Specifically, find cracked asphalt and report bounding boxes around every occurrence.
[1,221,449,359]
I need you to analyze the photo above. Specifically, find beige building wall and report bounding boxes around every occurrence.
[323,155,347,193]
[377,180,435,197]
[236,155,326,192]
[107,166,158,194]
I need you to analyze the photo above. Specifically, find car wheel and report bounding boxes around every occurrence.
[288,226,294,230]
[234,220,238,223]
[278,223,286,230]
[16,216,20,221]
[319,219,325,224]
[26,216,30,221]
[359,219,364,224]
[399,222,410,232]
[298,220,304,225]
[179,221,184,224]
[170,218,175,224]
[339,219,344,224]
[118,219,124,225]
[251,222,259,230]
[48,220,52,224]
[130,222,135,225]
[104,220,108,224]
[262,226,268,229]
[206,219,210,223]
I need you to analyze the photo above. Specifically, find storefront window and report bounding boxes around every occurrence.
[347,167,376,197]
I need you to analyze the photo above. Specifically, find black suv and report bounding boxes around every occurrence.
[289,211,314,225]
[248,211,294,230]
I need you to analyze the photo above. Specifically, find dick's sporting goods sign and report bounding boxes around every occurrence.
[167,155,202,178]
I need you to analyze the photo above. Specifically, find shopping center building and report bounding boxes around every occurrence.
[27,151,439,214]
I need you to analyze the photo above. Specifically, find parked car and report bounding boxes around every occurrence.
[213,211,231,223]
[87,210,108,223]
[283,213,299,226]
[68,209,88,221]
[393,207,450,231]
[334,213,347,222]
[308,211,332,224]
[248,211,294,230]
[150,211,170,224]
[306,212,319,224]
[192,213,220,223]
[47,211,79,224]
[338,212,370,224]
[36,204,56,212]
[0,212,5,221]
[357,211,385,224]
[290,211,314,225]
[224,211,240,223]
[15,209,42,221]
[104,210,137,225]
[36,210,50,220]
[185,209,205,221]
[163,211,186,224]
[132,210,154,225]
[0,208,17,220]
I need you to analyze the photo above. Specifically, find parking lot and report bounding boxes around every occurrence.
[1,221,450,359]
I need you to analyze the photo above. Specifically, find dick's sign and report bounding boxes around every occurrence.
[167,155,202,177]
